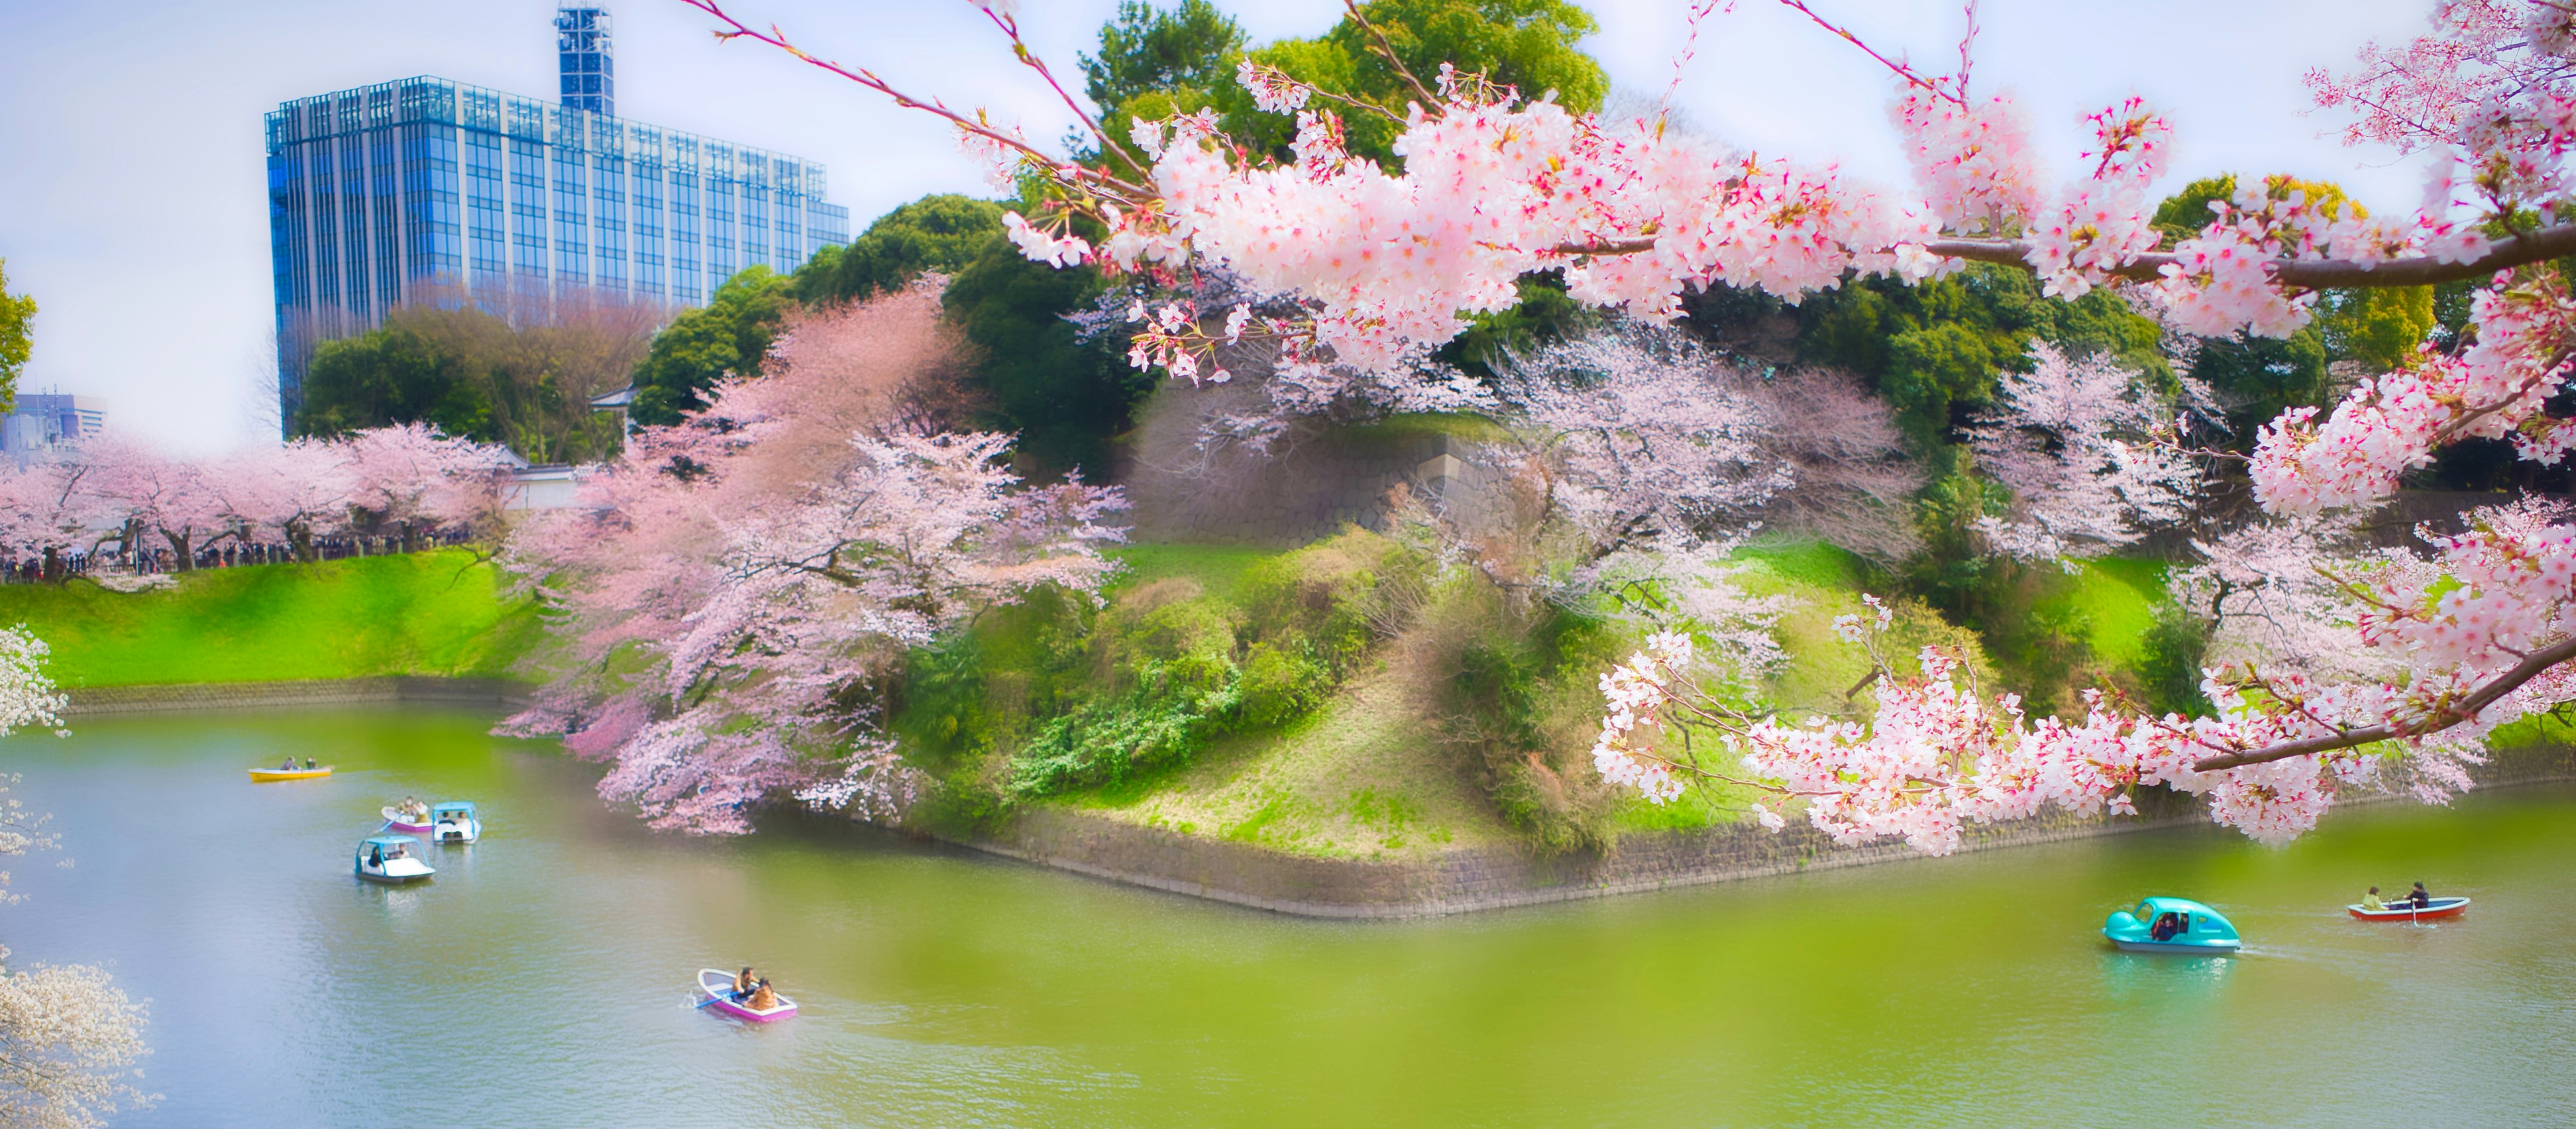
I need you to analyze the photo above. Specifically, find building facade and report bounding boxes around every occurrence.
[264,5,851,429]
[0,394,107,461]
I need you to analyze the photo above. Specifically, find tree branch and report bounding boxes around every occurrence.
[1342,0,1442,109]
[2188,634,2576,771]
[1552,225,2576,290]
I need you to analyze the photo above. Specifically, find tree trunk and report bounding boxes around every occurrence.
[164,530,195,573]
[42,547,62,584]
[290,523,317,565]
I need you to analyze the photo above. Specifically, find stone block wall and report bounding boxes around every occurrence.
[963,743,2576,919]
[63,677,533,716]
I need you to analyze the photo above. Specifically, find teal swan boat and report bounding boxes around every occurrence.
[2103,897,2241,955]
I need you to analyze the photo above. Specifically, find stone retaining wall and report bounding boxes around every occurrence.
[962,744,2576,919]
[62,677,533,716]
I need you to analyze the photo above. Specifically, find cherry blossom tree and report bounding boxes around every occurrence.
[502,287,1128,833]
[1966,343,2205,565]
[341,423,513,552]
[78,436,229,572]
[677,0,2576,852]
[0,638,148,1129]
[0,456,109,580]
[207,439,355,563]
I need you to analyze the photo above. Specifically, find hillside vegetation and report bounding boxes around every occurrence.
[898,531,2167,859]
[0,551,540,687]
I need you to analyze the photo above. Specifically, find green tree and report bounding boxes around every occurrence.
[1789,263,2163,442]
[942,234,1157,476]
[0,258,32,414]
[630,266,792,426]
[1223,0,1607,166]
[295,327,495,442]
[1082,0,1247,114]
[790,195,1007,306]
[294,299,649,462]
[2316,284,2436,372]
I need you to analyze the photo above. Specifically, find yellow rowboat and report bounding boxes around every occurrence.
[248,765,333,782]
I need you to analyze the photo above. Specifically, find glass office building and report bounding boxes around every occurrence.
[264,7,851,428]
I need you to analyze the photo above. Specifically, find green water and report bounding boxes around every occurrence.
[2,708,2571,1127]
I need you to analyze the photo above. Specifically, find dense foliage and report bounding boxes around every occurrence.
[296,298,656,462]
[790,194,1007,307]
[628,267,792,427]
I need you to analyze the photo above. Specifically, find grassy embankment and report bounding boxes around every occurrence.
[0,550,541,688]
[900,533,2182,861]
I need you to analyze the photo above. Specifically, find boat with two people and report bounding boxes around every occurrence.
[354,835,434,884]
[2349,882,2470,921]
[2102,896,2242,955]
[380,797,431,833]
[250,757,331,783]
[429,801,481,844]
[696,968,797,1022]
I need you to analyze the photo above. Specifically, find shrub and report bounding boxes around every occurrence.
[1239,641,1330,727]
[1006,667,1240,798]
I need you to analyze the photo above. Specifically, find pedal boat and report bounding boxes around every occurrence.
[2349,896,2470,921]
[380,806,432,833]
[2104,897,2241,955]
[354,835,433,883]
[697,969,797,1022]
[250,765,333,782]
[427,801,480,844]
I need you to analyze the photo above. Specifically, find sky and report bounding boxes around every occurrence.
[0,0,2439,454]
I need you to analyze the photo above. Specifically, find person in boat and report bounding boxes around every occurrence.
[368,844,384,868]
[747,979,777,1010]
[2148,912,2182,942]
[2361,886,2385,912]
[279,757,297,771]
[305,757,317,770]
[2409,881,2432,908]
[733,967,757,999]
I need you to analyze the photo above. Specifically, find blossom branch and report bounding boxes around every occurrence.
[677,0,1148,198]
[2190,633,2576,771]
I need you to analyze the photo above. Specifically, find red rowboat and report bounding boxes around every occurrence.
[2347,896,2470,921]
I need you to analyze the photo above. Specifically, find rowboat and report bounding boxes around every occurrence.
[2349,896,2470,921]
[249,765,332,782]
[380,806,432,833]
[2103,896,2242,955]
[696,969,796,1022]
[354,835,433,883]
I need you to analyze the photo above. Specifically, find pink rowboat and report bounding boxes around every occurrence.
[696,969,797,1022]
[2348,896,2470,921]
[380,806,431,833]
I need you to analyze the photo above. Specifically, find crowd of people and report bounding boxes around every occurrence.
[0,523,484,584]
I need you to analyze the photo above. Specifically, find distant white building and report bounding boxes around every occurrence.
[1,394,107,458]
[502,464,586,512]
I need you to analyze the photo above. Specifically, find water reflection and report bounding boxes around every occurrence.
[1,708,2571,1129]
[2096,948,2237,1002]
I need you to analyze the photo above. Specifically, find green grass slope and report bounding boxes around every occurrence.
[0,551,541,687]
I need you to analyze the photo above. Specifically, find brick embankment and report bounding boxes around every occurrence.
[957,744,2576,920]
[62,677,533,716]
